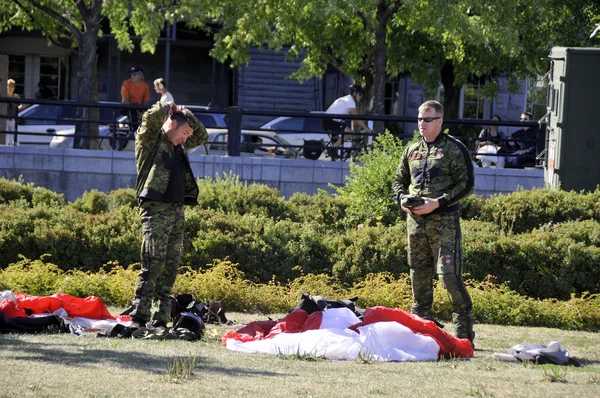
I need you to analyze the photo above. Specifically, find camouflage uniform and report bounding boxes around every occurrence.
[129,101,207,326]
[391,132,475,342]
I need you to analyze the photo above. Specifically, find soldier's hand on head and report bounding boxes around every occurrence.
[168,102,187,115]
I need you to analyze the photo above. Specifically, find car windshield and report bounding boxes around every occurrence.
[20,105,60,125]
[268,118,304,131]
[21,104,121,125]
[194,113,223,128]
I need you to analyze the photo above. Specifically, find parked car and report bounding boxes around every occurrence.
[14,102,122,146]
[188,130,299,159]
[50,105,227,151]
[259,113,329,148]
[260,114,373,161]
[50,115,134,151]
[189,109,227,129]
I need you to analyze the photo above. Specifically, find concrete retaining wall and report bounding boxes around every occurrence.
[0,146,545,201]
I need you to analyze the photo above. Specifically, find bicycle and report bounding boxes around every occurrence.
[302,130,370,161]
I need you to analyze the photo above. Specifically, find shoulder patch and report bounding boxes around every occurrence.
[410,151,423,160]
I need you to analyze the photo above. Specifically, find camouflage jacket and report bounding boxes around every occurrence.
[135,101,208,205]
[391,132,474,214]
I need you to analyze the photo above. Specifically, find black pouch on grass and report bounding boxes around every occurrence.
[171,294,229,325]
[170,294,206,320]
[171,312,205,341]
[0,312,65,334]
[295,292,364,319]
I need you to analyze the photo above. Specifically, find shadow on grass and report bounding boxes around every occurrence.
[576,359,600,367]
[0,334,288,377]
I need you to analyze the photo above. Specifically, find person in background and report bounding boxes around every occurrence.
[5,79,26,145]
[476,114,505,150]
[126,100,208,335]
[392,100,476,347]
[322,84,372,160]
[505,111,538,168]
[35,82,55,100]
[251,135,277,154]
[475,114,506,168]
[153,78,174,104]
[121,66,150,131]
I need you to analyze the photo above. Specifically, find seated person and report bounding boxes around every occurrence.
[250,136,277,154]
[322,84,372,160]
[505,112,538,168]
[475,114,506,168]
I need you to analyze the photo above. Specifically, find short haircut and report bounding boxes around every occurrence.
[171,109,199,130]
[491,114,501,121]
[521,111,533,119]
[419,100,444,117]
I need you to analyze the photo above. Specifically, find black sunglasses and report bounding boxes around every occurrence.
[417,117,441,123]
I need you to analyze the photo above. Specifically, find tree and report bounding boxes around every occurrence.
[0,0,177,148]
[189,0,600,123]
[190,0,410,124]
[400,0,600,119]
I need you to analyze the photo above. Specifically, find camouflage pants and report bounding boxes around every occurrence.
[407,211,474,340]
[129,201,185,324]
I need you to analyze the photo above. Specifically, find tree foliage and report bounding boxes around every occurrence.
[188,0,600,118]
[0,0,183,147]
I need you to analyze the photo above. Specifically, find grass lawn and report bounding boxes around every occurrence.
[1,313,599,398]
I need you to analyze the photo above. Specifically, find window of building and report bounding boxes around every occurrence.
[39,56,62,100]
[525,76,548,120]
[8,55,26,96]
[461,81,485,119]
[8,55,68,100]
[384,77,401,115]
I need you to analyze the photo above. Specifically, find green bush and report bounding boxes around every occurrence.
[470,280,600,331]
[107,188,137,210]
[0,177,65,207]
[70,189,110,214]
[0,201,141,271]
[196,173,296,221]
[174,260,292,313]
[463,220,600,300]
[350,272,413,309]
[0,177,33,204]
[470,188,600,234]
[58,262,139,307]
[3,260,598,331]
[185,210,330,282]
[0,204,64,267]
[330,223,408,284]
[335,132,407,226]
[288,191,352,231]
[0,255,64,296]
[1,177,599,301]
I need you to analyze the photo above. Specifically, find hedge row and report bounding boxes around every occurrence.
[1,177,599,300]
[1,258,598,332]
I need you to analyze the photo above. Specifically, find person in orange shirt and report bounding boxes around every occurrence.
[121,67,150,131]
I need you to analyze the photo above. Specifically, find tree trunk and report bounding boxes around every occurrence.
[371,0,389,133]
[440,61,460,119]
[74,22,100,149]
[355,72,373,134]
[440,61,461,134]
